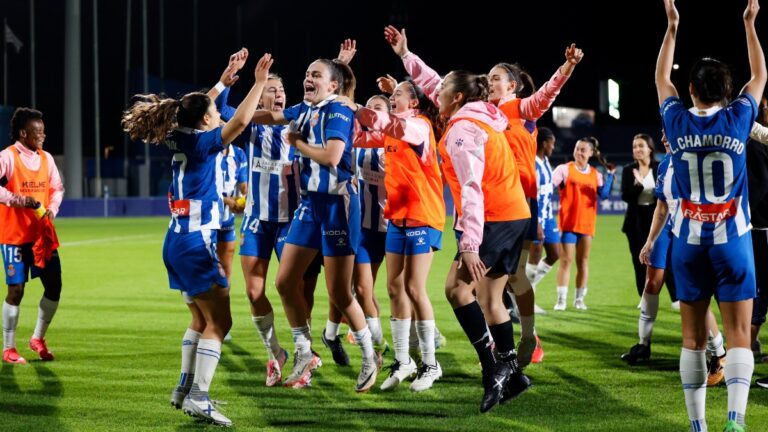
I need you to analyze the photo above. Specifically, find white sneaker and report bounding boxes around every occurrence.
[265,348,288,387]
[533,304,547,314]
[574,298,588,310]
[410,361,442,392]
[380,358,418,391]
[182,395,232,427]
[517,337,537,368]
[671,301,680,311]
[553,298,567,311]
[355,358,379,393]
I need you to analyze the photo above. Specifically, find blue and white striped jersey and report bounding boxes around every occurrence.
[655,154,678,227]
[213,87,300,224]
[661,94,758,245]
[535,155,555,226]
[243,124,300,224]
[215,145,248,228]
[356,148,387,232]
[166,127,225,233]
[283,96,356,195]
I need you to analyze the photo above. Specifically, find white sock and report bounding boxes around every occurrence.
[680,348,707,431]
[707,331,726,358]
[575,287,587,300]
[639,293,659,345]
[32,297,59,339]
[324,320,340,342]
[179,328,201,388]
[366,317,383,345]
[556,286,568,302]
[416,320,436,366]
[291,326,312,357]
[520,315,535,340]
[391,318,411,364]
[352,326,375,362]
[253,312,281,359]
[191,339,221,396]
[725,347,753,426]
[2,302,19,350]
[534,260,553,286]
[525,263,538,283]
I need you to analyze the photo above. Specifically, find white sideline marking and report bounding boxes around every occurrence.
[61,234,156,247]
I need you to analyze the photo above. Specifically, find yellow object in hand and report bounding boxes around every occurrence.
[236,196,246,207]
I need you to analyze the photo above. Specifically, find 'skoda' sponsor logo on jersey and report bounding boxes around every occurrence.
[322,229,347,236]
[406,230,428,237]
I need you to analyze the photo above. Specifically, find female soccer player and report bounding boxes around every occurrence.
[215,144,247,281]
[551,137,615,311]
[343,79,445,392]
[382,25,531,412]
[122,50,273,426]
[251,57,378,392]
[644,1,765,430]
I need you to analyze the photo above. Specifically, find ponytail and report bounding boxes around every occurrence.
[122,91,211,144]
[581,136,610,170]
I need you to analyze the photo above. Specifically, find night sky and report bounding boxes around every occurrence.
[1,0,765,159]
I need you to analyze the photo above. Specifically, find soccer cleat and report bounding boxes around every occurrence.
[346,329,357,345]
[533,304,547,314]
[756,377,768,388]
[722,420,745,432]
[2,348,27,364]
[170,384,191,409]
[531,337,544,364]
[517,337,537,368]
[553,297,567,311]
[500,356,532,404]
[321,333,350,366]
[355,358,379,393]
[283,351,321,389]
[380,358,418,391]
[707,355,726,387]
[410,361,442,392]
[573,298,588,310]
[265,348,288,387]
[434,328,447,350]
[480,361,511,413]
[29,337,54,361]
[621,343,651,364]
[182,395,232,427]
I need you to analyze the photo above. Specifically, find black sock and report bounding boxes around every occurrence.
[453,301,495,371]
[489,320,516,362]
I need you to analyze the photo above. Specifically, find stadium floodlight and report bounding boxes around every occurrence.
[608,79,620,120]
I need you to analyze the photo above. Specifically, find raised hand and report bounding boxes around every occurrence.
[376,74,397,94]
[664,0,679,25]
[219,48,248,86]
[744,0,760,22]
[337,39,357,65]
[383,25,409,57]
[565,43,584,65]
[254,53,274,85]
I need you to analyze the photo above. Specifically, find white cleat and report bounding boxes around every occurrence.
[574,298,588,310]
[182,395,232,427]
[265,348,288,387]
[410,361,442,392]
[170,385,190,409]
[355,358,379,393]
[553,298,567,311]
[380,358,418,391]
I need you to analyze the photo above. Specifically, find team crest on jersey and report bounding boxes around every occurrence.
[336,237,347,246]
[417,237,426,246]
[310,111,320,128]
[7,264,15,277]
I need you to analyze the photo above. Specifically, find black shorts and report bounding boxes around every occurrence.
[454,219,529,277]
[524,198,539,242]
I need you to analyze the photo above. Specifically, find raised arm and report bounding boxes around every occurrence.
[519,44,583,121]
[740,0,767,101]
[336,39,357,65]
[655,0,680,105]
[208,48,248,101]
[221,54,273,145]
[384,26,442,106]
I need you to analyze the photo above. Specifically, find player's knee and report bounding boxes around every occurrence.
[6,284,24,305]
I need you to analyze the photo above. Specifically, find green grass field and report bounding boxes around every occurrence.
[1,215,768,431]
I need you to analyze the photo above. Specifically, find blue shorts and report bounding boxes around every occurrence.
[240,219,291,260]
[524,198,539,241]
[649,225,673,270]
[2,243,61,285]
[671,232,756,302]
[385,224,442,256]
[561,231,590,244]
[356,228,387,264]
[532,217,561,245]
[286,192,360,257]
[219,224,237,243]
[163,229,229,297]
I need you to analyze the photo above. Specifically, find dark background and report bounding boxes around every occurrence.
[1,0,765,164]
